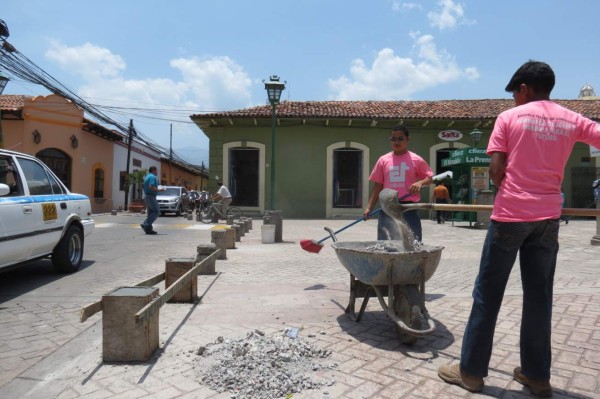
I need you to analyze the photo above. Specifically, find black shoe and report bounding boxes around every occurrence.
[146,230,158,235]
[140,223,149,233]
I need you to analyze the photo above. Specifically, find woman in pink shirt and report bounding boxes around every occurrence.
[363,124,433,242]
[438,61,600,397]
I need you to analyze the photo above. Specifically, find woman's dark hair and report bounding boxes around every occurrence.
[391,124,409,137]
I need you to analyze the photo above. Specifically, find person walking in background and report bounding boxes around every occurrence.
[432,180,451,224]
[437,60,600,397]
[560,187,569,224]
[212,182,232,215]
[363,124,433,242]
[140,166,165,235]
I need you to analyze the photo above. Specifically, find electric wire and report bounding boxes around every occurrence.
[0,39,206,170]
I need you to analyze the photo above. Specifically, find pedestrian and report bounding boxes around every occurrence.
[594,178,600,207]
[437,60,600,397]
[212,182,232,215]
[560,187,569,224]
[432,181,451,224]
[363,124,433,242]
[140,166,165,235]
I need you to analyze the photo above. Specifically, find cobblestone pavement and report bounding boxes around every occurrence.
[0,215,599,399]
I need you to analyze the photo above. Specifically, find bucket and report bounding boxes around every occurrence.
[261,224,276,244]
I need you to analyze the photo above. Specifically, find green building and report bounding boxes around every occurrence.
[191,99,600,219]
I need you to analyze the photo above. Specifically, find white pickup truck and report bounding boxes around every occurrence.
[0,149,95,273]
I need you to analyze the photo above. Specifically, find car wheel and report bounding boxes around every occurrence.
[52,225,84,273]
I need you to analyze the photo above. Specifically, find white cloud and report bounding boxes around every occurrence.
[45,41,126,81]
[427,0,469,30]
[170,56,252,110]
[392,1,423,12]
[43,41,253,161]
[328,34,479,100]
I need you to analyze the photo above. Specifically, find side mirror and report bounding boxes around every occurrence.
[0,183,10,196]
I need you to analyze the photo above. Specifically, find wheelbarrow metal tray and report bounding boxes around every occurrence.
[331,241,444,286]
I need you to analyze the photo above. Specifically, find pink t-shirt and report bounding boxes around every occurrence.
[369,151,433,202]
[488,100,600,222]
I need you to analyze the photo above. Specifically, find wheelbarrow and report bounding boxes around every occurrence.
[325,227,444,345]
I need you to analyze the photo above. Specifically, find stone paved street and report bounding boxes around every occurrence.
[0,214,599,398]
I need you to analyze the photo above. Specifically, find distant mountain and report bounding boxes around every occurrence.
[173,146,209,167]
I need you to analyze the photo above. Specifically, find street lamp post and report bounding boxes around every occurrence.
[264,75,286,210]
[0,73,9,149]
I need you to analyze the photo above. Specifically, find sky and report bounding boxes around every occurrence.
[2,0,600,166]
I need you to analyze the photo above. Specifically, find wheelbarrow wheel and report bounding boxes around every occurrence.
[393,285,422,345]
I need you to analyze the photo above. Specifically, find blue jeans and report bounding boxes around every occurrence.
[142,195,159,230]
[377,209,422,242]
[460,219,559,380]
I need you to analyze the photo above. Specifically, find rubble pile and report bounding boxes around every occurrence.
[195,329,336,399]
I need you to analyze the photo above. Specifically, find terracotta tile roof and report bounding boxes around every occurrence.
[0,94,31,111]
[191,99,600,120]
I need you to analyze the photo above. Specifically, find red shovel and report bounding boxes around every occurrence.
[300,209,382,254]
[300,192,414,254]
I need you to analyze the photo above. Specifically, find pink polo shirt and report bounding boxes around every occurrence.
[488,100,600,222]
[369,151,433,202]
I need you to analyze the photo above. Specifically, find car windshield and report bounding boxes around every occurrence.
[164,187,181,196]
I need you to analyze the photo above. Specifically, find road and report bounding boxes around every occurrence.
[0,211,212,387]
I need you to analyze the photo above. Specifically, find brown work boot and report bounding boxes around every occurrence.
[513,367,552,397]
[438,363,483,393]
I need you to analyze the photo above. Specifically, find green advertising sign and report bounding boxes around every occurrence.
[441,147,491,167]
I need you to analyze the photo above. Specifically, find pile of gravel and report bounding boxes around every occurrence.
[194,329,337,398]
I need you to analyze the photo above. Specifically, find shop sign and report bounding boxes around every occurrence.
[441,147,491,167]
[438,130,463,141]
[591,145,600,157]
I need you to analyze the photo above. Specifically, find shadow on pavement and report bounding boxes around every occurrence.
[0,259,95,304]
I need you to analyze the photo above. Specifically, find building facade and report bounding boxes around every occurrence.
[191,99,600,219]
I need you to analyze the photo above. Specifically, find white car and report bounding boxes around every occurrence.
[157,186,191,216]
[0,149,95,273]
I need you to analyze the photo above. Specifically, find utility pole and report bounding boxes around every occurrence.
[169,123,173,185]
[124,119,134,211]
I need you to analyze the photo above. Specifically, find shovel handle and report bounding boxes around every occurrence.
[318,209,381,244]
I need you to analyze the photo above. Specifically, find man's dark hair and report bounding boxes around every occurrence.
[505,60,555,94]
[148,166,157,173]
[391,124,409,137]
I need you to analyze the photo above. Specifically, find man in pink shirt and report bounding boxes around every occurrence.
[363,124,433,242]
[438,61,600,397]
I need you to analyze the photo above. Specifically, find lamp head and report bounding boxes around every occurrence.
[470,128,482,146]
[263,75,286,105]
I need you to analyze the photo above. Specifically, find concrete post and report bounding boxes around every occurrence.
[165,258,197,302]
[234,223,245,238]
[267,210,283,242]
[226,215,234,225]
[102,286,159,362]
[246,218,253,230]
[211,229,227,260]
[231,224,241,242]
[243,218,251,233]
[196,243,217,274]
[223,227,236,249]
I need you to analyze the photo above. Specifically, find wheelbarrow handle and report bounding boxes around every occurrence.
[319,209,382,244]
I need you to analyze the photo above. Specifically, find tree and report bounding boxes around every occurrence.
[126,168,147,201]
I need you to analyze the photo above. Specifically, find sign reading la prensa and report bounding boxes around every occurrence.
[438,130,463,141]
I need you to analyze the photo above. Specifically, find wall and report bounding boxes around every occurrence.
[3,95,115,214]
[202,120,484,218]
